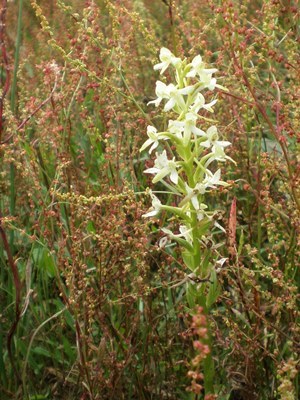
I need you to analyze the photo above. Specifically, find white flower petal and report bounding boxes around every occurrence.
[170,169,178,184]
[214,221,226,233]
[191,195,199,210]
[164,98,176,111]
[153,62,165,71]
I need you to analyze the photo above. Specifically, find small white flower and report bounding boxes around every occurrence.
[186,203,209,221]
[140,125,169,154]
[186,55,218,81]
[186,56,227,91]
[162,225,194,244]
[153,47,181,75]
[200,126,231,149]
[216,257,228,267]
[144,150,179,184]
[198,74,224,91]
[202,169,227,190]
[179,225,193,244]
[190,93,218,113]
[184,183,200,210]
[195,203,209,221]
[169,113,205,146]
[148,81,194,112]
[205,144,235,166]
[142,190,162,218]
[183,170,227,209]
[165,84,194,112]
[168,120,184,140]
[147,81,169,107]
[163,84,185,112]
[158,236,170,248]
[214,221,226,233]
[205,76,223,91]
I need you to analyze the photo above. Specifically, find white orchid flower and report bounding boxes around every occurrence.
[158,236,170,248]
[184,183,201,210]
[203,74,216,90]
[178,225,193,244]
[140,125,169,154]
[169,113,205,146]
[144,150,179,184]
[205,76,227,91]
[205,144,235,166]
[153,47,181,75]
[196,203,209,221]
[186,55,218,81]
[148,81,194,112]
[195,72,226,92]
[185,203,208,221]
[183,170,226,209]
[200,126,231,149]
[142,190,162,218]
[147,81,169,107]
[189,93,218,113]
[202,169,227,190]
[162,225,194,244]
[168,120,184,140]
[164,84,195,112]
[163,84,187,112]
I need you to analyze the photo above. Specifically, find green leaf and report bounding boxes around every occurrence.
[182,250,196,271]
[238,228,245,256]
[206,269,220,308]
[41,248,56,278]
[32,244,56,278]
[32,346,52,358]
[203,352,215,394]
[186,283,196,308]
[186,282,206,308]
[86,220,96,233]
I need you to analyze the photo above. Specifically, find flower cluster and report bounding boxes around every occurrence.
[141,47,233,289]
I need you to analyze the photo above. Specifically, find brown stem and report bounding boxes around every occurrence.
[0,0,9,142]
[219,90,256,107]
[0,0,22,385]
[231,51,300,213]
[0,213,22,383]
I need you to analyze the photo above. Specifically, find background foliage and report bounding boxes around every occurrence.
[0,1,299,399]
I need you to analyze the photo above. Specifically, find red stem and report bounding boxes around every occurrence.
[0,0,22,384]
[0,213,22,383]
[231,51,300,212]
[0,0,9,142]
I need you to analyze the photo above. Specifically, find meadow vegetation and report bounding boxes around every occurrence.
[0,1,299,399]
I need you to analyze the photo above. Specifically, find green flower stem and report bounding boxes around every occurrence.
[161,205,189,221]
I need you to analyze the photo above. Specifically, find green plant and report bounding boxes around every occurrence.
[140,47,233,396]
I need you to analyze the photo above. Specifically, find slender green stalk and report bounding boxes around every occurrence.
[0,326,7,386]
[256,126,263,257]
[22,307,67,398]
